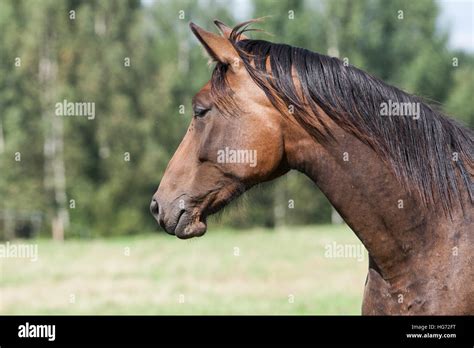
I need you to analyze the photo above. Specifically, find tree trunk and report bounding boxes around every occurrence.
[273,184,286,228]
[0,119,4,154]
[39,33,68,241]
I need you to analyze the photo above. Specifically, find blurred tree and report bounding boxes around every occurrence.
[445,53,474,128]
[0,0,471,239]
[0,0,52,238]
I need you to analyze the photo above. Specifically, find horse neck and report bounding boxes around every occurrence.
[284,119,442,279]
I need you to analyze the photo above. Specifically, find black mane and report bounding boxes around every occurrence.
[211,22,474,216]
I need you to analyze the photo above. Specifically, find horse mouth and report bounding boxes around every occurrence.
[173,211,208,239]
[167,182,246,239]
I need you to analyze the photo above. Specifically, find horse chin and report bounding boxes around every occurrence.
[173,183,244,239]
[175,216,207,239]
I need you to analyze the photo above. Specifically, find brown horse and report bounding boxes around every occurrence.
[151,20,474,315]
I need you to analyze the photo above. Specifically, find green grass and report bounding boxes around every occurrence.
[0,225,368,314]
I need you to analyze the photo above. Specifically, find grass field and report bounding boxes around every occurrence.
[0,225,368,314]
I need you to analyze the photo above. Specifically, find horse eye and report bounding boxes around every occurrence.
[193,106,210,118]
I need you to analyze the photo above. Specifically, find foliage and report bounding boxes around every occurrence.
[0,0,471,238]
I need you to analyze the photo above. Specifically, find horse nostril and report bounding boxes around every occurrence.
[150,198,159,217]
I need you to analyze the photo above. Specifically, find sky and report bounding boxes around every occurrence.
[438,0,474,51]
[143,0,474,52]
[229,0,474,52]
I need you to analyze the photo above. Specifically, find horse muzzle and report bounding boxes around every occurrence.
[150,196,207,239]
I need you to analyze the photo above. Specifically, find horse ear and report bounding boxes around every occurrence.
[189,22,240,68]
[213,19,248,40]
